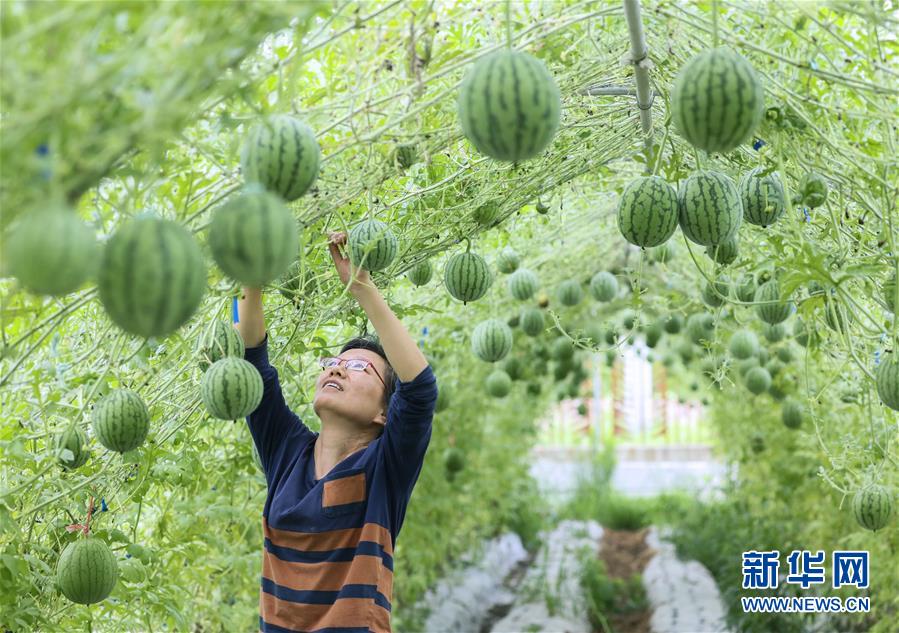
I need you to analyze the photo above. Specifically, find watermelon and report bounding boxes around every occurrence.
[435,384,451,412]
[98,216,206,339]
[620,310,638,330]
[645,322,663,348]
[678,171,743,247]
[473,202,500,227]
[507,314,520,328]
[91,389,150,453]
[755,279,792,324]
[702,277,729,307]
[729,330,759,360]
[583,324,605,347]
[406,260,433,286]
[457,50,561,163]
[677,340,695,363]
[443,447,465,475]
[736,357,759,377]
[496,247,520,274]
[503,356,523,381]
[649,242,673,264]
[670,47,764,153]
[55,425,89,470]
[444,251,492,304]
[241,115,320,201]
[394,143,419,170]
[757,347,770,365]
[749,433,766,454]
[535,201,550,215]
[508,268,539,301]
[735,274,756,303]
[616,176,679,248]
[852,484,893,531]
[740,168,785,227]
[823,297,851,334]
[661,353,676,367]
[776,346,793,363]
[486,370,512,398]
[589,272,618,302]
[520,308,545,337]
[705,236,739,265]
[766,358,785,377]
[56,538,119,605]
[553,360,572,381]
[876,354,899,411]
[604,328,619,345]
[686,313,715,345]
[577,402,588,416]
[278,259,317,303]
[196,321,245,372]
[663,314,684,334]
[799,172,828,208]
[5,206,98,296]
[745,366,772,395]
[201,357,264,420]
[551,337,574,362]
[882,270,897,312]
[763,323,786,343]
[557,280,583,306]
[348,218,398,272]
[471,319,513,363]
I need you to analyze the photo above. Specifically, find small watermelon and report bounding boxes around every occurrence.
[876,353,899,411]
[394,142,419,170]
[745,366,772,395]
[735,274,757,303]
[799,172,828,208]
[407,260,433,286]
[348,218,398,272]
[763,323,786,343]
[705,236,739,265]
[551,337,574,362]
[736,357,759,377]
[496,247,520,274]
[507,314,520,328]
[503,356,524,381]
[755,279,792,325]
[56,538,119,605]
[526,381,542,396]
[5,206,98,296]
[241,115,320,201]
[671,47,764,153]
[649,242,673,264]
[589,272,618,302]
[444,447,465,475]
[729,330,759,360]
[508,268,539,301]
[55,424,89,470]
[472,202,500,227]
[486,370,512,398]
[471,319,513,363]
[201,357,264,420]
[196,321,245,372]
[457,50,561,163]
[663,314,684,334]
[776,346,793,363]
[435,384,451,412]
[444,251,492,304]
[645,322,663,348]
[686,313,715,345]
[793,318,813,347]
[740,168,785,227]
[749,433,766,453]
[678,171,743,247]
[278,259,317,303]
[852,484,893,532]
[91,389,150,453]
[882,270,896,312]
[616,176,679,248]
[702,277,729,307]
[781,398,803,429]
[535,200,550,215]
[823,297,851,334]
[557,280,583,306]
[98,216,206,339]
[520,308,545,337]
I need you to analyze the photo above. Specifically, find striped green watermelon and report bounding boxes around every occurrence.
[5,206,98,296]
[678,171,743,247]
[457,50,561,163]
[551,337,574,362]
[852,484,893,531]
[735,274,756,303]
[241,115,320,201]
[443,447,465,477]
[883,271,897,312]
[663,314,683,334]
[394,143,419,170]
[677,340,696,363]
[799,172,828,208]
[55,424,89,470]
[686,313,715,345]
[486,370,512,398]
[557,280,583,306]
[705,236,739,265]
[435,383,451,412]
[793,318,812,347]
[740,168,785,227]
[56,538,118,605]
[348,218,398,273]
[728,330,759,360]
[645,322,663,348]
[278,259,318,303]
[745,366,772,395]
[444,251,492,304]
[763,323,786,343]
[776,345,793,363]
[471,319,513,362]
[508,268,539,301]
[98,216,206,339]
[755,279,792,324]
[209,188,297,285]
[502,356,523,381]
[201,357,264,420]
[496,247,520,274]
[473,202,500,227]
[520,307,545,337]
[823,296,851,334]
[91,389,150,453]
[781,398,803,429]
[197,321,245,372]
[589,272,618,302]
[616,176,679,248]
[406,259,433,286]
[702,277,729,307]
[876,353,899,411]
[649,242,673,264]
[670,47,764,153]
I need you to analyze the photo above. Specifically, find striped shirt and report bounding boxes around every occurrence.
[244,335,437,633]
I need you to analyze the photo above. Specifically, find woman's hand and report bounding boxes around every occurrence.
[327,231,373,295]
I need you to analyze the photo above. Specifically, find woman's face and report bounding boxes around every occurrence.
[312,348,389,426]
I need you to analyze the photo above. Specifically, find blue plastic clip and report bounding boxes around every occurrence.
[874,349,881,366]
[752,139,766,151]
[803,208,811,223]
[422,326,429,336]
[232,297,239,324]
[100,498,108,512]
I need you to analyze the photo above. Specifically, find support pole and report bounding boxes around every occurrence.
[622,0,654,156]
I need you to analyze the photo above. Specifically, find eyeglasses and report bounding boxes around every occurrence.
[318,356,387,389]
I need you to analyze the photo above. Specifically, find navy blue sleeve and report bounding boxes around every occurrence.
[244,333,315,489]
[381,365,437,509]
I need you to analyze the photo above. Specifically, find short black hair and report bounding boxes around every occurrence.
[339,336,396,410]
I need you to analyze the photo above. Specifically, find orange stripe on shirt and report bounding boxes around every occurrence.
[264,517,394,557]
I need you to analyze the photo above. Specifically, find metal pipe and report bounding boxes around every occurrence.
[622,0,655,154]
[579,85,637,96]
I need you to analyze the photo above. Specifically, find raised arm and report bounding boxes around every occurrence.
[235,286,266,347]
